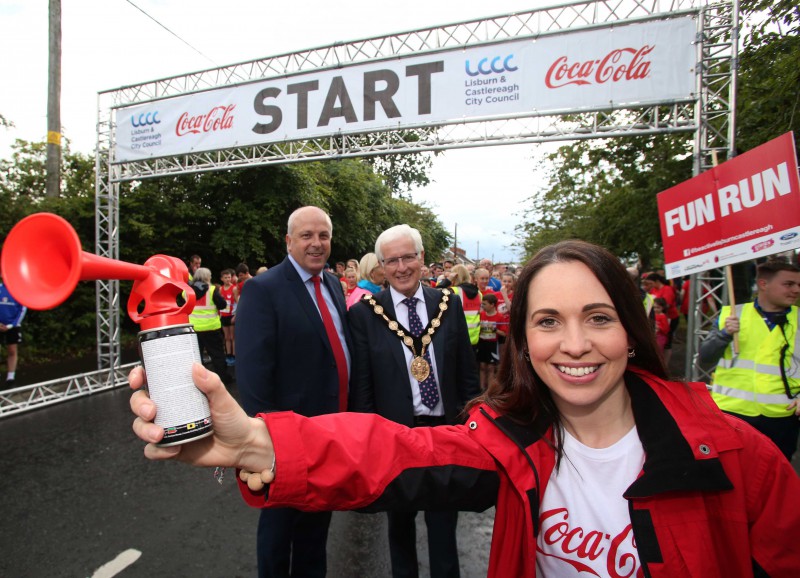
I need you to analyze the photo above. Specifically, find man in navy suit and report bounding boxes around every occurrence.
[236,206,351,577]
[348,224,480,578]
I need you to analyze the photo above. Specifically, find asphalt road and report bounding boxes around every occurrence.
[1,333,797,577]
[0,382,493,578]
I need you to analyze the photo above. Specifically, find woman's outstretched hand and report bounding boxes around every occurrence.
[129,363,274,474]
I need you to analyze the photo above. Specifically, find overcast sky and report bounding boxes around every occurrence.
[0,0,561,263]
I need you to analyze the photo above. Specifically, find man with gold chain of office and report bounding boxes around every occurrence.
[348,224,480,578]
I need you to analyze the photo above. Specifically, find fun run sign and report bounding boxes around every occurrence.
[658,132,800,279]
[114,16,696,162]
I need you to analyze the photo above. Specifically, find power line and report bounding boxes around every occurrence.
[123,0,217,66]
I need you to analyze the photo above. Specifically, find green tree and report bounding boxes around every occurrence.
[0,139,98,360]
[1,143,446,363]
[359,129,436,196]
[737,0,799,155]
[368,151,433,196]
[389,197,451,260]
[121,158,423,272]
[120,157,449,274]
[518,133,692,268]
[517,4,797,266]
[119,163,312,270]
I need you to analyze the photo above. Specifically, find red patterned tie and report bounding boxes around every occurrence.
[312,275,348,411]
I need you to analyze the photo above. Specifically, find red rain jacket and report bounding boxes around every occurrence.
[241,367,800,577]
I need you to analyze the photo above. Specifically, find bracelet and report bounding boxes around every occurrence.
[239,455,276,492]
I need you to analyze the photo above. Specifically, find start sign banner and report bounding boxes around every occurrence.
[658,132,800,279]
[113,16,696,162]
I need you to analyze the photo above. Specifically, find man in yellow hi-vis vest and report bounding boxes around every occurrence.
[699,259,800,460]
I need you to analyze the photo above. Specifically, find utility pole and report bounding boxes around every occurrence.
[453,223,457,262]
[45,0,62,198]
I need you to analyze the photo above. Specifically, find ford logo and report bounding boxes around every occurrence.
[780,232,798,241]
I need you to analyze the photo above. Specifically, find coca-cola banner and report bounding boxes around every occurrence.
[114,16,696,162]
[658,132,800,279]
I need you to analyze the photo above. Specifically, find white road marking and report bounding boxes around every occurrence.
[91,549,142,578]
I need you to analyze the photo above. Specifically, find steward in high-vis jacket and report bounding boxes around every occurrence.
[189,267,231,385]
[626,266,656,327]
[452,283,482,346]
[699,259,800,460]
[238,367,800,578]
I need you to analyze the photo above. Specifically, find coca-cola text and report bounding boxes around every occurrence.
[176,105,236,137]
[545,46,653,89]
[538,508,643,578]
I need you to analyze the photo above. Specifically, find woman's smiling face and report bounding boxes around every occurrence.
[525,260,631,417]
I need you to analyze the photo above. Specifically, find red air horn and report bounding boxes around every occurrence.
[0,212,194,329]
[1,212,213,446]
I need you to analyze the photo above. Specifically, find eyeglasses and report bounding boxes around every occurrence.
[382,253,419,268]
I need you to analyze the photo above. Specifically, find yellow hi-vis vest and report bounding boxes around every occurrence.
[453,286,482,345]
[189,285,222,332]
[643,293,655,318]
[710,303,800,418]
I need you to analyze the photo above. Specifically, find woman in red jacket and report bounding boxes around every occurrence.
[130,241,800,578]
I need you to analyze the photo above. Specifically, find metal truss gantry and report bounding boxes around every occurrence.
[94,0,737,380]
[0,0,736,418]
[686,0,738,381]
[105,0,716,182]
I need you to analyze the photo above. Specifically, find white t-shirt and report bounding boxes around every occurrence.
[536,426,645,578]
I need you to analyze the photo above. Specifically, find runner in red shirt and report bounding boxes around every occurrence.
[643,272,679,366]
[219,268,237,365]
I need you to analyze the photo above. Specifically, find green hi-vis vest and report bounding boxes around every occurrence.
[710,303,800,418]
[189,285,222,332]
[453,286,482,346]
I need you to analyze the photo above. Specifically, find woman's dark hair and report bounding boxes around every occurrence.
[472,240,667,432]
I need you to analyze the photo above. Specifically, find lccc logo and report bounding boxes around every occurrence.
[465,54,518,76]
[131,112,161,127]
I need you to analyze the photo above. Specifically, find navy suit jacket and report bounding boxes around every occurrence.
[236,257,352,418]
[347,284,480,426]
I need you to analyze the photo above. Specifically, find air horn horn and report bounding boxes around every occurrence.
[1,212,212,445]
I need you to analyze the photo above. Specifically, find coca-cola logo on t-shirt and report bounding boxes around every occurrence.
[537,508,642,578]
